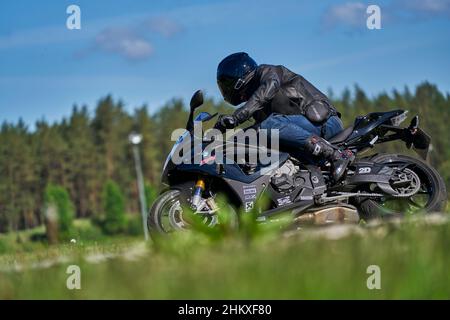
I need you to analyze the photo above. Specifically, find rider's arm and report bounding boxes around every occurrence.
[232,66,281,125]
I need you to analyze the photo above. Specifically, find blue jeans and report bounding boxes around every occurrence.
[259,114,343,161]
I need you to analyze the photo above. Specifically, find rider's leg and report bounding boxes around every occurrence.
[297,115,353,182]
[322,115,344,140]
[259,114,321,148]
[304,135,354,182]
[318,115,354,181]
[260,114,353,181]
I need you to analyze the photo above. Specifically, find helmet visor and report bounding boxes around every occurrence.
[218,77,245,106]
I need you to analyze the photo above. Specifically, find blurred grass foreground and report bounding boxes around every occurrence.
[1,213,450,299]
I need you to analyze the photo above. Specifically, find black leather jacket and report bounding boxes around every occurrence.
[233,64,338,125]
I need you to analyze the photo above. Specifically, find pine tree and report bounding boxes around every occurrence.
[0,120,36,231]
[65,105,100,217]
[92,96,134,208]
[101,180,126,235]
[44,184,75,241]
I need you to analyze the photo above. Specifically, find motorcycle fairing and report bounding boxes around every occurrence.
[332,110,431,160]
[345,110,405,144]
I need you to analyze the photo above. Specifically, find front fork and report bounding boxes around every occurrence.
[191,178,205,208]
[190,178,219,213]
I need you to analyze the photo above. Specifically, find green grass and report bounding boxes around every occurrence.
[1,214,450,299]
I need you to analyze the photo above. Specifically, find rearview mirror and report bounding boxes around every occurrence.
[190,90,204,111]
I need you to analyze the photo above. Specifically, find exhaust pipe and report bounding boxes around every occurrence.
[294,205,359,225]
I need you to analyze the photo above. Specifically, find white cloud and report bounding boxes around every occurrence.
[144,16,183,38]
[89,16,182,61]
[396,0,450,18]
[0,25,89,50]
[94,27,154,61]
[0,12,182,62]
[321,0,450,33]
[322,2,367,31]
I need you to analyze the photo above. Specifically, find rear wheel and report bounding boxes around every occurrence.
[358,154,447,220]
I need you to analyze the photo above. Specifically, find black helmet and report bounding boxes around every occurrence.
[217,52,258,106]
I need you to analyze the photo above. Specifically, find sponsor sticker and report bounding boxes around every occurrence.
[244,194,257,200]
[243,186,257,195]
[276,196,292,206]
[245,201,254,212]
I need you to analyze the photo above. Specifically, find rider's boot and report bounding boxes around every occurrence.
[305,135,354,182]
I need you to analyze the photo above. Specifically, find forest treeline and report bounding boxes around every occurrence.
[0,82,449,232]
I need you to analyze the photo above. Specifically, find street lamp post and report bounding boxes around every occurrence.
[129,132,149,241]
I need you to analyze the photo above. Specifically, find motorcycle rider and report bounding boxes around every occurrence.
[215,52,354,182]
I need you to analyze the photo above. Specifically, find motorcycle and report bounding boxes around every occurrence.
[148,90,447,237]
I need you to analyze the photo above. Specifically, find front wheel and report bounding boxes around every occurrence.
[147,189,238,238]
[358,154,447,220]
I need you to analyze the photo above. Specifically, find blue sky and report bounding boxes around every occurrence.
[1,0,450,126]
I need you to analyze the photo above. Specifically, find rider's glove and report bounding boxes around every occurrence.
[215,115,237,131]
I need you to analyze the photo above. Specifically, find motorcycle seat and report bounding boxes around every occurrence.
[328,125,354,144]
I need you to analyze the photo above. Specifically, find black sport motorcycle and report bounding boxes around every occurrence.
[148,90,447,236]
